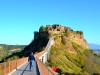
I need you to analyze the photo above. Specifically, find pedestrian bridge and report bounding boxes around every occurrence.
[0,37,58,75]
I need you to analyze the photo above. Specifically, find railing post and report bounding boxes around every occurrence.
[4,62,6,75]
[8,61,10,74]
[16,60,17,70]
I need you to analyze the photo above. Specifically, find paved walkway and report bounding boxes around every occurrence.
[11,61,40,75]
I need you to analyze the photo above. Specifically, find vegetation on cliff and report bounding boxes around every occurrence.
[46,33,100,75]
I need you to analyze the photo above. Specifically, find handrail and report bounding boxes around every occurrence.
[34,37,56,75]
[0,57,28,75]
[35,57,55,75]
[45,37,54,51]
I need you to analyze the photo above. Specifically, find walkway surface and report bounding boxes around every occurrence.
[11,61,40,75]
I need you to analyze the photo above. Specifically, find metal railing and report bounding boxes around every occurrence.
[34,37,56,75]
[0,57,28,75]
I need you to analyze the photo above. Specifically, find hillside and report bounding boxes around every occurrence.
[0,44,26,62]
[0,44,26,51]
[46,35,100,75]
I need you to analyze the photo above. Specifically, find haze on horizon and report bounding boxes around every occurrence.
[0,0,100,45]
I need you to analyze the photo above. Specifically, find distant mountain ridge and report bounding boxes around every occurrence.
[0,44,27,62]
[89,43,100,50]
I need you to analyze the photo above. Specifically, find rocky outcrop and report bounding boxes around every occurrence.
[37,24,90,49]
[23,24,89,56]
[69,31,89,49]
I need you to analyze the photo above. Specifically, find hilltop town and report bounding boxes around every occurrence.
[34,24,89,49]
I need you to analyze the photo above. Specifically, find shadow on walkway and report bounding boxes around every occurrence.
[11,62,39,75]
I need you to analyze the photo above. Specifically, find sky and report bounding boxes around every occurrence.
[0,0,100,45]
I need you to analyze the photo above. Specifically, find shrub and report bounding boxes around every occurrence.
[10,56,19,60]
[76,31,83,35]
[39,26,47,32]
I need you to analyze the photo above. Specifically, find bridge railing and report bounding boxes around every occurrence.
[35,57,55,75]
[34,37,56,75]
[0,57,28,75]
[0,37,55,75]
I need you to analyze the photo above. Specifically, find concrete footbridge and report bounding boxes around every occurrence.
[0,37,58,75]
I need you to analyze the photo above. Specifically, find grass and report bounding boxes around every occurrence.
[46,35,100,74]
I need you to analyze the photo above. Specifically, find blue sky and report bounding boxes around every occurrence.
[0,0,100,45]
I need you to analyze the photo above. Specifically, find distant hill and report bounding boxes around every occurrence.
[89,44,100,50]
[0,44,27,51]
[0,44,27,62]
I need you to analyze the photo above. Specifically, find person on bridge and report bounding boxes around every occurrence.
[28,52,35,71]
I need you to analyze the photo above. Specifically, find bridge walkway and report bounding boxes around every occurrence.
[11,61,40,75]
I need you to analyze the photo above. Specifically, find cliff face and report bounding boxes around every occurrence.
[38,24,90,49]
[69,32,89,49]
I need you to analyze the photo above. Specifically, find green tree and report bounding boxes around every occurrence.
[76,31,83,35]
[39,26,47,32]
